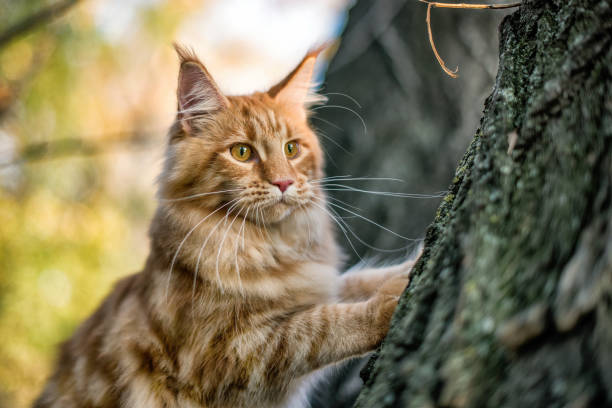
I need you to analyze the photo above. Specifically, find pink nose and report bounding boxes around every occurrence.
[272,179,294,193]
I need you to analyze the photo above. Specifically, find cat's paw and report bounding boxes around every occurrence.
[377,273,410,298]
[367,295,400,344]
[387,246,423,280]
[367,275,409,342]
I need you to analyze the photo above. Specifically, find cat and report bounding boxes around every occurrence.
[33,44,416,408]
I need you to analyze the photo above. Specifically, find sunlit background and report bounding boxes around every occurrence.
[0,0,349,405]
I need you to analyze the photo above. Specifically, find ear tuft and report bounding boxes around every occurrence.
[173,43,201,66]
[174,43,228,133]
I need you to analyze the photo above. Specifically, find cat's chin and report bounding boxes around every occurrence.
[260,202,297,224]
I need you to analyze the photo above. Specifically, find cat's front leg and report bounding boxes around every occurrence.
[339,254,419,302]
[262,275,409,384]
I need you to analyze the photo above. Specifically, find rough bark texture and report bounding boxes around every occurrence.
[355,0,612,407]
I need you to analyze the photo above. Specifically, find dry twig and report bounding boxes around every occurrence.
[421,1,522,78]
[419,1,522,9]
[426,4,459,78]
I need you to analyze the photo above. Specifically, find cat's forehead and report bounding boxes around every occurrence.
[228,95,296,142]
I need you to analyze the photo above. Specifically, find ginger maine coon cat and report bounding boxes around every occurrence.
[34,45,416,408]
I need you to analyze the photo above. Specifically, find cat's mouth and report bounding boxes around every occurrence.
[275,191,309,207]
[270,195,292,210]
[253,191,312,223]
[236,183,313,223]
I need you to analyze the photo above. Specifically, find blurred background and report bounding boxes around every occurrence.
[0,0,509,406]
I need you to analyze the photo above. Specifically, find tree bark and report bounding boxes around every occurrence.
[354,0,612,407]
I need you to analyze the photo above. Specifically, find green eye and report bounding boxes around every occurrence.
[231,144,252,161]
[285,141,299,158]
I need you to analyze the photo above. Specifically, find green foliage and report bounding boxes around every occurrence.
[0,1,196,405]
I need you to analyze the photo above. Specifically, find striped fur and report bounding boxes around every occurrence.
[33,47,415,408]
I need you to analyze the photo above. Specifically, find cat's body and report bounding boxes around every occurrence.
[34,46,414,408]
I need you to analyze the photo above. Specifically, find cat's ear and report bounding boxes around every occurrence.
[267,45,328,120]
[174,44,228,133]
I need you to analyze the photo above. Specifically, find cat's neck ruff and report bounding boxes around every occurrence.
[148,200,341,301]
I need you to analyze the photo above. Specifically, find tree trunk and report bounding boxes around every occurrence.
[354,0,612,407]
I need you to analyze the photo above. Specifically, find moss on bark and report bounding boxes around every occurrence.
[355,1,612,407]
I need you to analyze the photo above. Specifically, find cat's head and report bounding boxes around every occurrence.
[158,45,327,223]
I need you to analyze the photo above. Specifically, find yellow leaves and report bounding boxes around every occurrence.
[0,190,149,407]
[0,40,33,81]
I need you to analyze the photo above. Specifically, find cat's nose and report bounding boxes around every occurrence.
[271,179,294,193]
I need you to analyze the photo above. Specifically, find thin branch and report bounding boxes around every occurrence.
[426,4,459,78]
[423,1,522,78]
[0,0,81,48]
[419,0,522,9]
[1,131,160,168]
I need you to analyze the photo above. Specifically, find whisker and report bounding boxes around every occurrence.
[325,200,420,242]
[314,128,353,156]
[160,188,244,203]
[311,177,405,184]
[254,205,266,242]
[234,206,250,297]
[321,183,446,198]
[310,174,353,182]
[215,204,246,292]
[257,206,273,242]
[190,199,244,315]
[327,195,364,212]
[213,200,244,291]
[310,115,343,131]
[319,197,410,253]
[319,92,362,108]
[311,131,342,166]
[311,104,367,137]
[309,199,364,262]
[240,208,248,250]
[298,203,313,245]
[166,198,239,302]
[323,188,446,198]
[189,203,238,318]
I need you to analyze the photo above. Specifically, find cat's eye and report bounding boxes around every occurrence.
[284,141,299,159]
[230,144,252,162]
